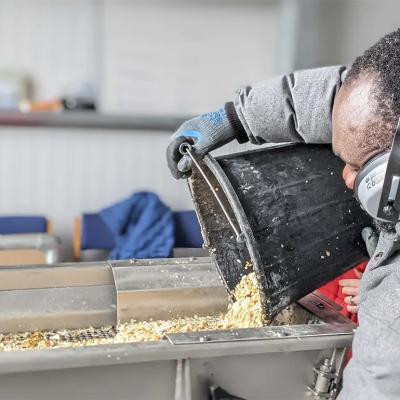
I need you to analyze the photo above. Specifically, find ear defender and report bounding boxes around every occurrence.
[354,118,400,222]
[354,152,390,220]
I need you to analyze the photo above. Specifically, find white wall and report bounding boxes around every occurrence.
[0,0,282,112]
[100,0,281,114]
[2,0,400,104]
[293,0,400,69]
[0,126,193,256]
[0,0,99,101]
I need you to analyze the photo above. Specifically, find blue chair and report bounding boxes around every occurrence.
[0,216,48,234]
[74,211,204,260]
[173,211,204,249]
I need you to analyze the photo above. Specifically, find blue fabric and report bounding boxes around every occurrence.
[81,210,202,251]
[0,216,47,234]
[100,192,174,260]
[81,214,115,250]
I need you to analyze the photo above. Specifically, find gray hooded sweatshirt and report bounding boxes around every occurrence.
[231,65,400,400]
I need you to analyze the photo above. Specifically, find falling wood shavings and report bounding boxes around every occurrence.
[222,272,265,329]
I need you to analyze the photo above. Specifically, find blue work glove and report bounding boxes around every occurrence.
[166,107,237,179]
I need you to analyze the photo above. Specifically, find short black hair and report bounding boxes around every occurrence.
[345,28,400,136]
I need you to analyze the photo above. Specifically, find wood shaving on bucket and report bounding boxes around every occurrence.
[0,272,265,352]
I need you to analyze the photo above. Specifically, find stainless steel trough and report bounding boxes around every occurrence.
[0,257,355,400]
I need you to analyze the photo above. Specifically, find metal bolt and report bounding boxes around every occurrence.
[316,303,325,309]
[179,142,192,155]
[320,359,332,372]
[312,358,334,395]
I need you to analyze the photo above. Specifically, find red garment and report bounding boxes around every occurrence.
[317,260,368,323]
[317,261,368,363]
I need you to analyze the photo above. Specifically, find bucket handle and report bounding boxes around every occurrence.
[179,143,243,242]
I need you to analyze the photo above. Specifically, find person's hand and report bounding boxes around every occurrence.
[338,269,363,314]
[166,107,237,179]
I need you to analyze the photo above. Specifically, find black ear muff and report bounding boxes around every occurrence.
[354,152,389,220]
[354,118,400,222]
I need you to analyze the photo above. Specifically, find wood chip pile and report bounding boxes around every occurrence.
[0,272,265,352]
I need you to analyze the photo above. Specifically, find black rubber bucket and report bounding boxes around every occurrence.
[188,144,372,321]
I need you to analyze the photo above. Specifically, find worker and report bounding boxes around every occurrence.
[166,28,400,400]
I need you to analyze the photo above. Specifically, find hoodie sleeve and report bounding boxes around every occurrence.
[225,66,348,145]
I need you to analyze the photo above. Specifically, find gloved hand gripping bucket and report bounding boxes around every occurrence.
[185,143,372,321]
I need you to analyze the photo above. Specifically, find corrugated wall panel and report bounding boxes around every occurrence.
[0,127,193,257]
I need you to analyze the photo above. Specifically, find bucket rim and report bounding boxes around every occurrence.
[203,154,272,318]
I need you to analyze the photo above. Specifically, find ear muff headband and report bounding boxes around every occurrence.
[354,118,400,222]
